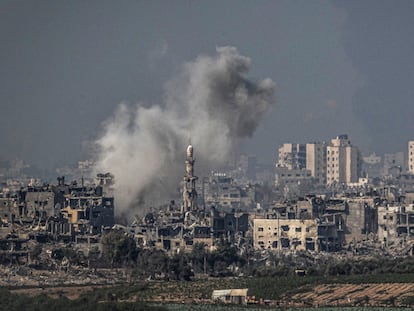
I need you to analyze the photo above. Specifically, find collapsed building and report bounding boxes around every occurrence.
[1,143,414,265]
[203,173,255,210]
[0,174,115,262]
[133,145,250,253]
[58,175,115,237]
[134,145,414,256]
[252,187,414,255]
[378,203,414,254]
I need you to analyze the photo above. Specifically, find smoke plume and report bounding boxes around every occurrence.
[94,46,275,219]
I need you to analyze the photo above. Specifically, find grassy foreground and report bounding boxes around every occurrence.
[4,273,414,309]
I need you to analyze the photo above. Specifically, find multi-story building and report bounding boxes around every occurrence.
[306,142,327,184]
[408,141,414,174]
[204,173,254,210]
[277,141,335,185]
[61,193,115,235]
[344,197,378,243]
[326,135,361,185]
[276,142,325,188]
[377,204,414,250]
[253,218,319,252]
[0,175,115,241]
[277,136,361,187]
[274,167,313,187]
[277,143,306,169]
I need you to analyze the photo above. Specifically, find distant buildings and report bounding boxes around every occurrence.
[384,151,405,177]
[277,143,306,170]
[362,153,382,178]
[131,145,251,255]
[275,134,361,188]
[2,137,414,264]
[306,142,327,184]
[203,173,254,210]
[274,166,312,188]
[275,143,312,191]
[326,135,361,185]
[0,174,115,241]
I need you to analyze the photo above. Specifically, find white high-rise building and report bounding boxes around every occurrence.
[409,141,414,174]
[326,135,361,185]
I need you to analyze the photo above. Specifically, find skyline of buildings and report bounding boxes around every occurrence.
[275,134,362,189]
[1,141,414,264]
[1,134,414,189]
[275,135,414,188]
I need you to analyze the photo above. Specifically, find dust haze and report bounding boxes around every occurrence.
[94,46,275,219]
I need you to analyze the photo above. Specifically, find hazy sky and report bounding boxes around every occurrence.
[1,0,414,169]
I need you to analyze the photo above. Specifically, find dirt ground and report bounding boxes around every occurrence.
[10,281,414,307]
[290,283,414,307]
[10,285,109,300]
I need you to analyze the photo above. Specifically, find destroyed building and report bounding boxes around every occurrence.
[0,174,115,245]
[252,196,342,252]
[253,217,319,251]
[134,145,250,254]
[203,173,255,210]
[378,204,414,254]
[137,145,414,256]
[2,140,414,265]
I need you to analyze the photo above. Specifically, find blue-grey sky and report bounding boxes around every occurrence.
[1,0,413,169]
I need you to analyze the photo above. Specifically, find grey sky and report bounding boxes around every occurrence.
[1,1,413,169]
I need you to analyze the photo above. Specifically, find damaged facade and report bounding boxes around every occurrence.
[0,174,115,263]
[109,144,414,256]
[378,203,414,253]
[2,141,414,267]
[133,145,250,254]
[253,196,344,252]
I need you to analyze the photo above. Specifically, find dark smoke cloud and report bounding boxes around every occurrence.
[94,46,275,218]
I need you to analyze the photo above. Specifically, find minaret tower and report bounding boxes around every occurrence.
[182,144,198,213]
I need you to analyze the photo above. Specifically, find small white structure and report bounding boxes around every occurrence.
[212,288,248,304]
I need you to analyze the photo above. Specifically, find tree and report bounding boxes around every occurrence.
[189,242,208,274]
[213,240,244,266]
[136,249,168,278]
[169,253,193,281]
[101,230,137,267]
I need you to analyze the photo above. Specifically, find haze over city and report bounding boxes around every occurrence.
[1,0,414,171]
[3,2,414,309]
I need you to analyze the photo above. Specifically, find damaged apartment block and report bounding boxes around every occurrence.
[0,174,115,248]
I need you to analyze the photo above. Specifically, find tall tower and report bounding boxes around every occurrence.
[182,144,198,213]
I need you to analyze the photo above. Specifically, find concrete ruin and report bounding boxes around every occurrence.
[132,145,250,254]
[1,144,414,268]
[0,174,115,264]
